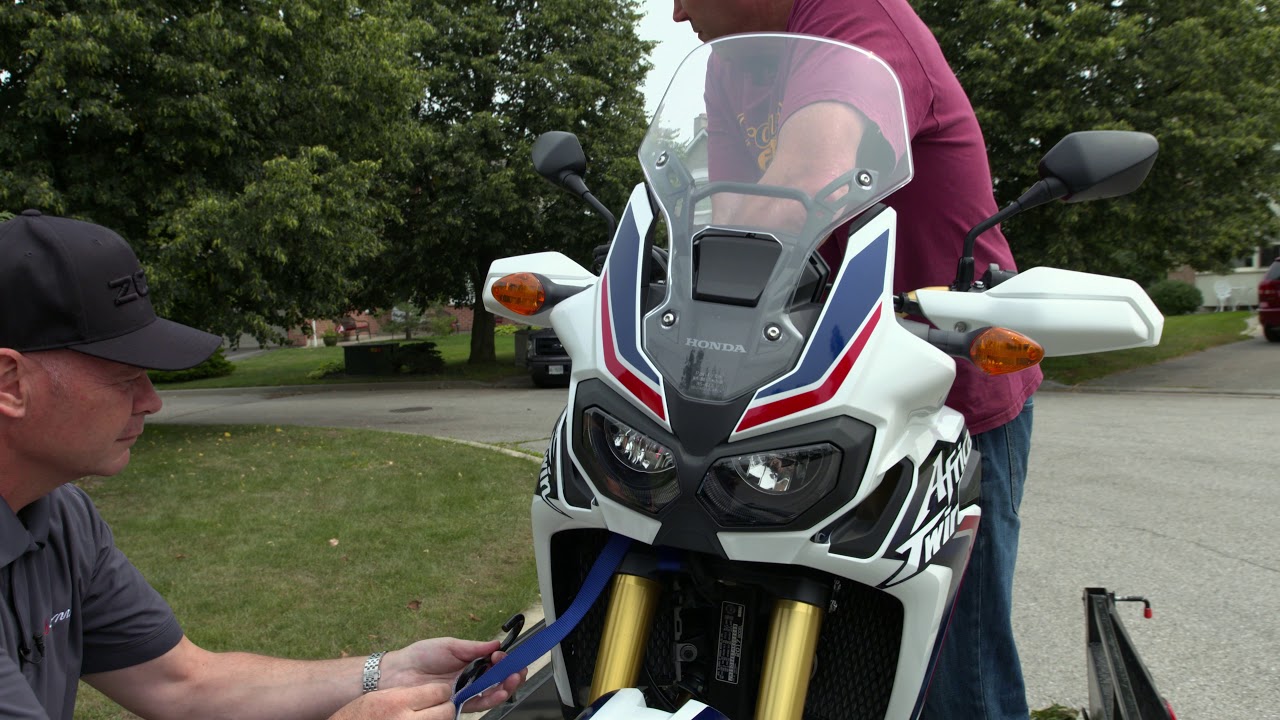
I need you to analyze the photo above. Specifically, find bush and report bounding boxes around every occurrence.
[306,360,346,380]
[395,341,445,374]
[1146,280,1203,316]
[383,303,455,339]
[148,347,235,384]
[423,305,457,336]
[494,324,524,336]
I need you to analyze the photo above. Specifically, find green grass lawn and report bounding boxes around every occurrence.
[1040,310,1252,385]
[74,424,540,719]
[156,332,527,390]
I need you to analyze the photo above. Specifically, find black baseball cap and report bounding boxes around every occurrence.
[0,210,222,370]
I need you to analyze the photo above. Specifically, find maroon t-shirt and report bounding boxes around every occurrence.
[706,0,1040,434]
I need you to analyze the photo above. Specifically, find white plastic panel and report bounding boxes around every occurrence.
[482,252,596,326]
[914,267,1164,356]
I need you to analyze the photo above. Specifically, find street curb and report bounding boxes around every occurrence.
[435,437,544,463]
[1040,382,1280,399]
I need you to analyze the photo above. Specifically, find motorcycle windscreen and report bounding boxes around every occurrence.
[639,34,913,402]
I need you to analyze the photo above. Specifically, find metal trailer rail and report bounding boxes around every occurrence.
[1084,587,1174,720]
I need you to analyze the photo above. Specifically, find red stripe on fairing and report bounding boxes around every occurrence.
[600,273,666,421]
[735,304,884,433]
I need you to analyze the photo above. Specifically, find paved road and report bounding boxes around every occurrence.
[154,336,1280,718]
[154,382,568,456]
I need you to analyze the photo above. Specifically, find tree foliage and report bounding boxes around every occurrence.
[363,0,654,362]
[914,0,1280,284]
[0,0,427,342]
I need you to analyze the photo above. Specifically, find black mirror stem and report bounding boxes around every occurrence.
[558,172,616,239]
[951,177,1069,291]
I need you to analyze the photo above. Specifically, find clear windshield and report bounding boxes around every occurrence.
[638,34,913,402]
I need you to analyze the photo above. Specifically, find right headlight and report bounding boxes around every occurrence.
[698,443,842,527]
[581,408,680,514]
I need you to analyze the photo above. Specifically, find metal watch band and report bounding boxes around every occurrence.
[362,651,386,693]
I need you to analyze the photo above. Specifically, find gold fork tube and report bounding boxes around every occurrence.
[755,598,825,720]
[588,573,662,704]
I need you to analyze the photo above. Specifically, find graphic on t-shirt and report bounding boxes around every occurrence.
[738,102,783,172]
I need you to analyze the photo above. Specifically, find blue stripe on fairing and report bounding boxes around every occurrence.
[756,229,889,399]
[690,706,732,720]
[606,202,660,386]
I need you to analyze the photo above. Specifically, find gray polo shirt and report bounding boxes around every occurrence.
[1,484,183,719]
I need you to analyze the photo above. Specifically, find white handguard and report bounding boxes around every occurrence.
[482,252,596,326]
[914,266,1164,356]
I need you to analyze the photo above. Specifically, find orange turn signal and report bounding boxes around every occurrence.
[491,273,546,316]
[969,327,1044,376]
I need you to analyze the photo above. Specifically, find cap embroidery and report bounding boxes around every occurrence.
[108,271,150,306]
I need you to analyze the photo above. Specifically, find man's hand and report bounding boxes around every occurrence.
[380,637,526,712]
[327,684,456,720]
[592,243,611,273]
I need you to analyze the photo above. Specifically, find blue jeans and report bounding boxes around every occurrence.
[921,397,1034,720]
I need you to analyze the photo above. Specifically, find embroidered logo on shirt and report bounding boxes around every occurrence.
[44,608,72,635]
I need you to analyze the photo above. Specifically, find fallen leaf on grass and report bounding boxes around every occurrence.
[329,538,340,547]
[407,600,422,611]
[468,613,481,622]
[173,553,188,560]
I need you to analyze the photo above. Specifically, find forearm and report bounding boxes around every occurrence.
[714,101,864,231]
[86,639,400,720]
[165,651,366,720]
[86,635,515,720]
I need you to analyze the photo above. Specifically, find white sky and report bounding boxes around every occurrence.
[637,0,703,117]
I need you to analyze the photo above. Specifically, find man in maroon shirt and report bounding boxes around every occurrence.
[674,1,1039,718]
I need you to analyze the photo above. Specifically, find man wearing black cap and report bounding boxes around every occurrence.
[0,211,523,719]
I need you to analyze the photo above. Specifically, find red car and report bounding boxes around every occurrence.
[1260,259,1280,343]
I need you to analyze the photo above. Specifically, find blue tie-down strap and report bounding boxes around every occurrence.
[451,532,633,718]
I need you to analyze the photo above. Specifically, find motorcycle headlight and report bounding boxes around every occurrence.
[698,443,842,527]
[582,408,680,514]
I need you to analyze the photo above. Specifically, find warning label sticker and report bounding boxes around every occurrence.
[715,601,746,684]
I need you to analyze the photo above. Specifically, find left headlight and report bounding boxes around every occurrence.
[581,408,680,514]
[698,443,842,527]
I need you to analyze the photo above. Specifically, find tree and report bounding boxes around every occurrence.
[362,0,654,363]
[913,0,1280,284]
[0,0,428,341]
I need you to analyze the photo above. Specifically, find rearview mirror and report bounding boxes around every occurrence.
[530,130,616,235]
[1039,131,1159,203]
[952,130,1159,290]
[531,131,588,190]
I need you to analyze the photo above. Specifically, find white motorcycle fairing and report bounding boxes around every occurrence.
[481,33,1161,720]
[577,688,726,720]
[490,192,984,719]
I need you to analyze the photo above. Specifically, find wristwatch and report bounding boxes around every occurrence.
[362,651,386,694]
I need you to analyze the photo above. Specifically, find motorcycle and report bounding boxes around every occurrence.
[476,33,1163,720]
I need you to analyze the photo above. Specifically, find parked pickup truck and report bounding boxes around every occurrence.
[526,327,571,388]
